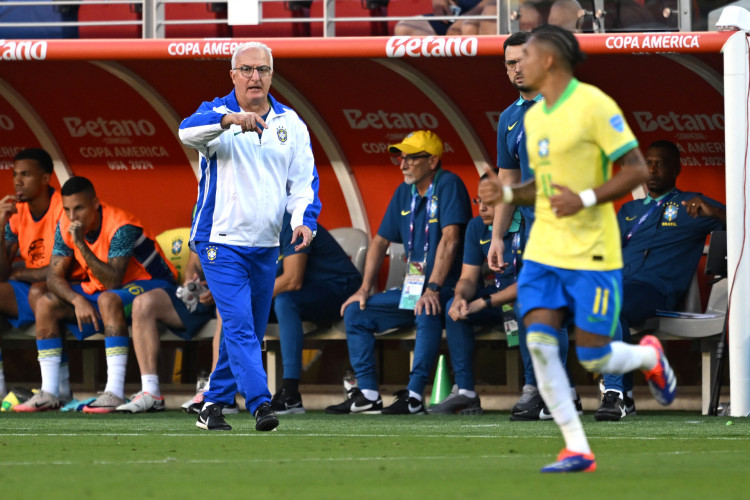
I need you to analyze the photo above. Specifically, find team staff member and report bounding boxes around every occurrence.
[429,175,523,415]
[0,148,70,400]
[269,212,362,415]
[15,176,177,413]
[179,41,320,432]
[326,130,471,415]
[480,25,676,473]
[597,140,726,420]
[492,31,575,421]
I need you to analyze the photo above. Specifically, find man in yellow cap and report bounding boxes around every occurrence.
[326,130,471,415]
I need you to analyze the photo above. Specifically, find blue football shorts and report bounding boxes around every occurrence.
[517,260,622,338]
[66,279,172,340]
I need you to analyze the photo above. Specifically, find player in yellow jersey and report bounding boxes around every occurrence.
[480,25,677,473]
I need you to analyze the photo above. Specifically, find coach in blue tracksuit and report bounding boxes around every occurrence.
[179,41,320,432]
[270,212,362,414]
[326,130,472,416]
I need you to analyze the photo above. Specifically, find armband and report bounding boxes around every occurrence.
[502,186,514,204]
[579,188,597,208]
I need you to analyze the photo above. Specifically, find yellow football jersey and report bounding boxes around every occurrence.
[523,79,638,271]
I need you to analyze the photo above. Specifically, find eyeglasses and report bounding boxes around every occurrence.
[398,153,432,165]
[233,65,272,78]
[505,59,521,70]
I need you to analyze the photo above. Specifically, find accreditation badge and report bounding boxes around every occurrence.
[398,262,426,310]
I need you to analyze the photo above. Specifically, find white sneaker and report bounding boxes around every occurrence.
[181,390,205,414]
[82,391,126,414]
[116,391,165,413]
[13,390,60,412]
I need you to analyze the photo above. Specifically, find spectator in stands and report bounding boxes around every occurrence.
[0,0,79,39]
[393,0,485,36]
[114,249,219,413]
[269,212,362,415]
[179,41,320,432]
[14,176,177,413]
[491,32,578,421]
[325,130,471,415]
[0,149,70,401]
[548,0,584,31]
[596,140,726,421]
[428,175,523,415]
[472,0,549,35]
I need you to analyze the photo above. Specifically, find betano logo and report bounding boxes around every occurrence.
[343,109,439,130]
[0,40,47,61]
[386,36,478,58]
[63,117,157,138]
[631,111,724,133]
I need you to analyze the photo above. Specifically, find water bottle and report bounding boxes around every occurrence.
[503,303,520,348]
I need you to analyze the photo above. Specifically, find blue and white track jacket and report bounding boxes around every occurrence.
[179,91,321,248]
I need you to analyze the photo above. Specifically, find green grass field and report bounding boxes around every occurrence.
[0,411,748,499]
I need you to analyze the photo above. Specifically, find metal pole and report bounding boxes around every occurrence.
[723,31,750,417]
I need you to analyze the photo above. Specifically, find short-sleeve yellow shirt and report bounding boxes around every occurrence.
[523,79,638,271]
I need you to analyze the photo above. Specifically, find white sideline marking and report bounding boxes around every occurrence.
[0,449,746,467]
[1,432,748,441]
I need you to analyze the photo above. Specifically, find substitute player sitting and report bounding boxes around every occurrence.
[14,176,177,413]
[0,148,72,401]
[479,25,677,473]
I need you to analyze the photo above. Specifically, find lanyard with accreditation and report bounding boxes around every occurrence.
[399,171,440,310]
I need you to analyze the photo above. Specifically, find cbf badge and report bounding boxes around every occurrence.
[538,138,550,158]
[663,202,680,223]
[277,127,288,143]
[428,197,438,219]
[206,246,218,262]
[399,262,426,310]
[172,238,183,255]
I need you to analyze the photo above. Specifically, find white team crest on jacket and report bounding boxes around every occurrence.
[277,127,288,143]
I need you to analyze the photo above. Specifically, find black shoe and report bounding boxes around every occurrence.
[594,390,627,421]
[511,385,540,414]
[254,402,280,431]
[510,392,549,421]
[325,388,382,414]
[270,388,305,415]
[382,389,426,415]
[196,404,232,431]
[623,394,637,416]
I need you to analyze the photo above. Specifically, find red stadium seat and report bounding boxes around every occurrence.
[77,0,142,38]
[308,0,389,37]
[232,2,312,38]
[165,2,231,38]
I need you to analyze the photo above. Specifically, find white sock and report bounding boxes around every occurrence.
[600,342,658,374]
[58,362,71,399]
[529,340,591,455]
[104,354,127,399]
[39,356,61,397]
[458,389,477,398]
[409,390,422,401]
[141,374,161,397]
[361,389,379,401]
